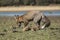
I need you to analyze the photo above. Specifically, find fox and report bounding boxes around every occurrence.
[14,11,50,30]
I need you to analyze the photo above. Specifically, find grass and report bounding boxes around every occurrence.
[0,16,60,40]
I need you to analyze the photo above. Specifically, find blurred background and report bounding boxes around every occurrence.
[0,0,60,16]
[0,0,60,6]
[0,11,60,16]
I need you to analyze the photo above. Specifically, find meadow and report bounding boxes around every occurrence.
[0,16,60,40]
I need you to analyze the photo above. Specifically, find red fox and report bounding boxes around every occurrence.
[15,11,50,30]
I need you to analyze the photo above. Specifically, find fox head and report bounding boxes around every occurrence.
[14,15,24,27]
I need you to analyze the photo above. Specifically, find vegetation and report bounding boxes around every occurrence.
[0,16,60,40]
[0,0,60,6]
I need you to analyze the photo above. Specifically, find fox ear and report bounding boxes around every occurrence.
[14,15,19,17]
[17,15,19,16]
[14,15,19,19]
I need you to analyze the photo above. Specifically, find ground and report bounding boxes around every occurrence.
[0,16,60,40]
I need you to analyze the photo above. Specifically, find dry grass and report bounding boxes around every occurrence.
[0,16,60,40]
[0,6,60,12]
